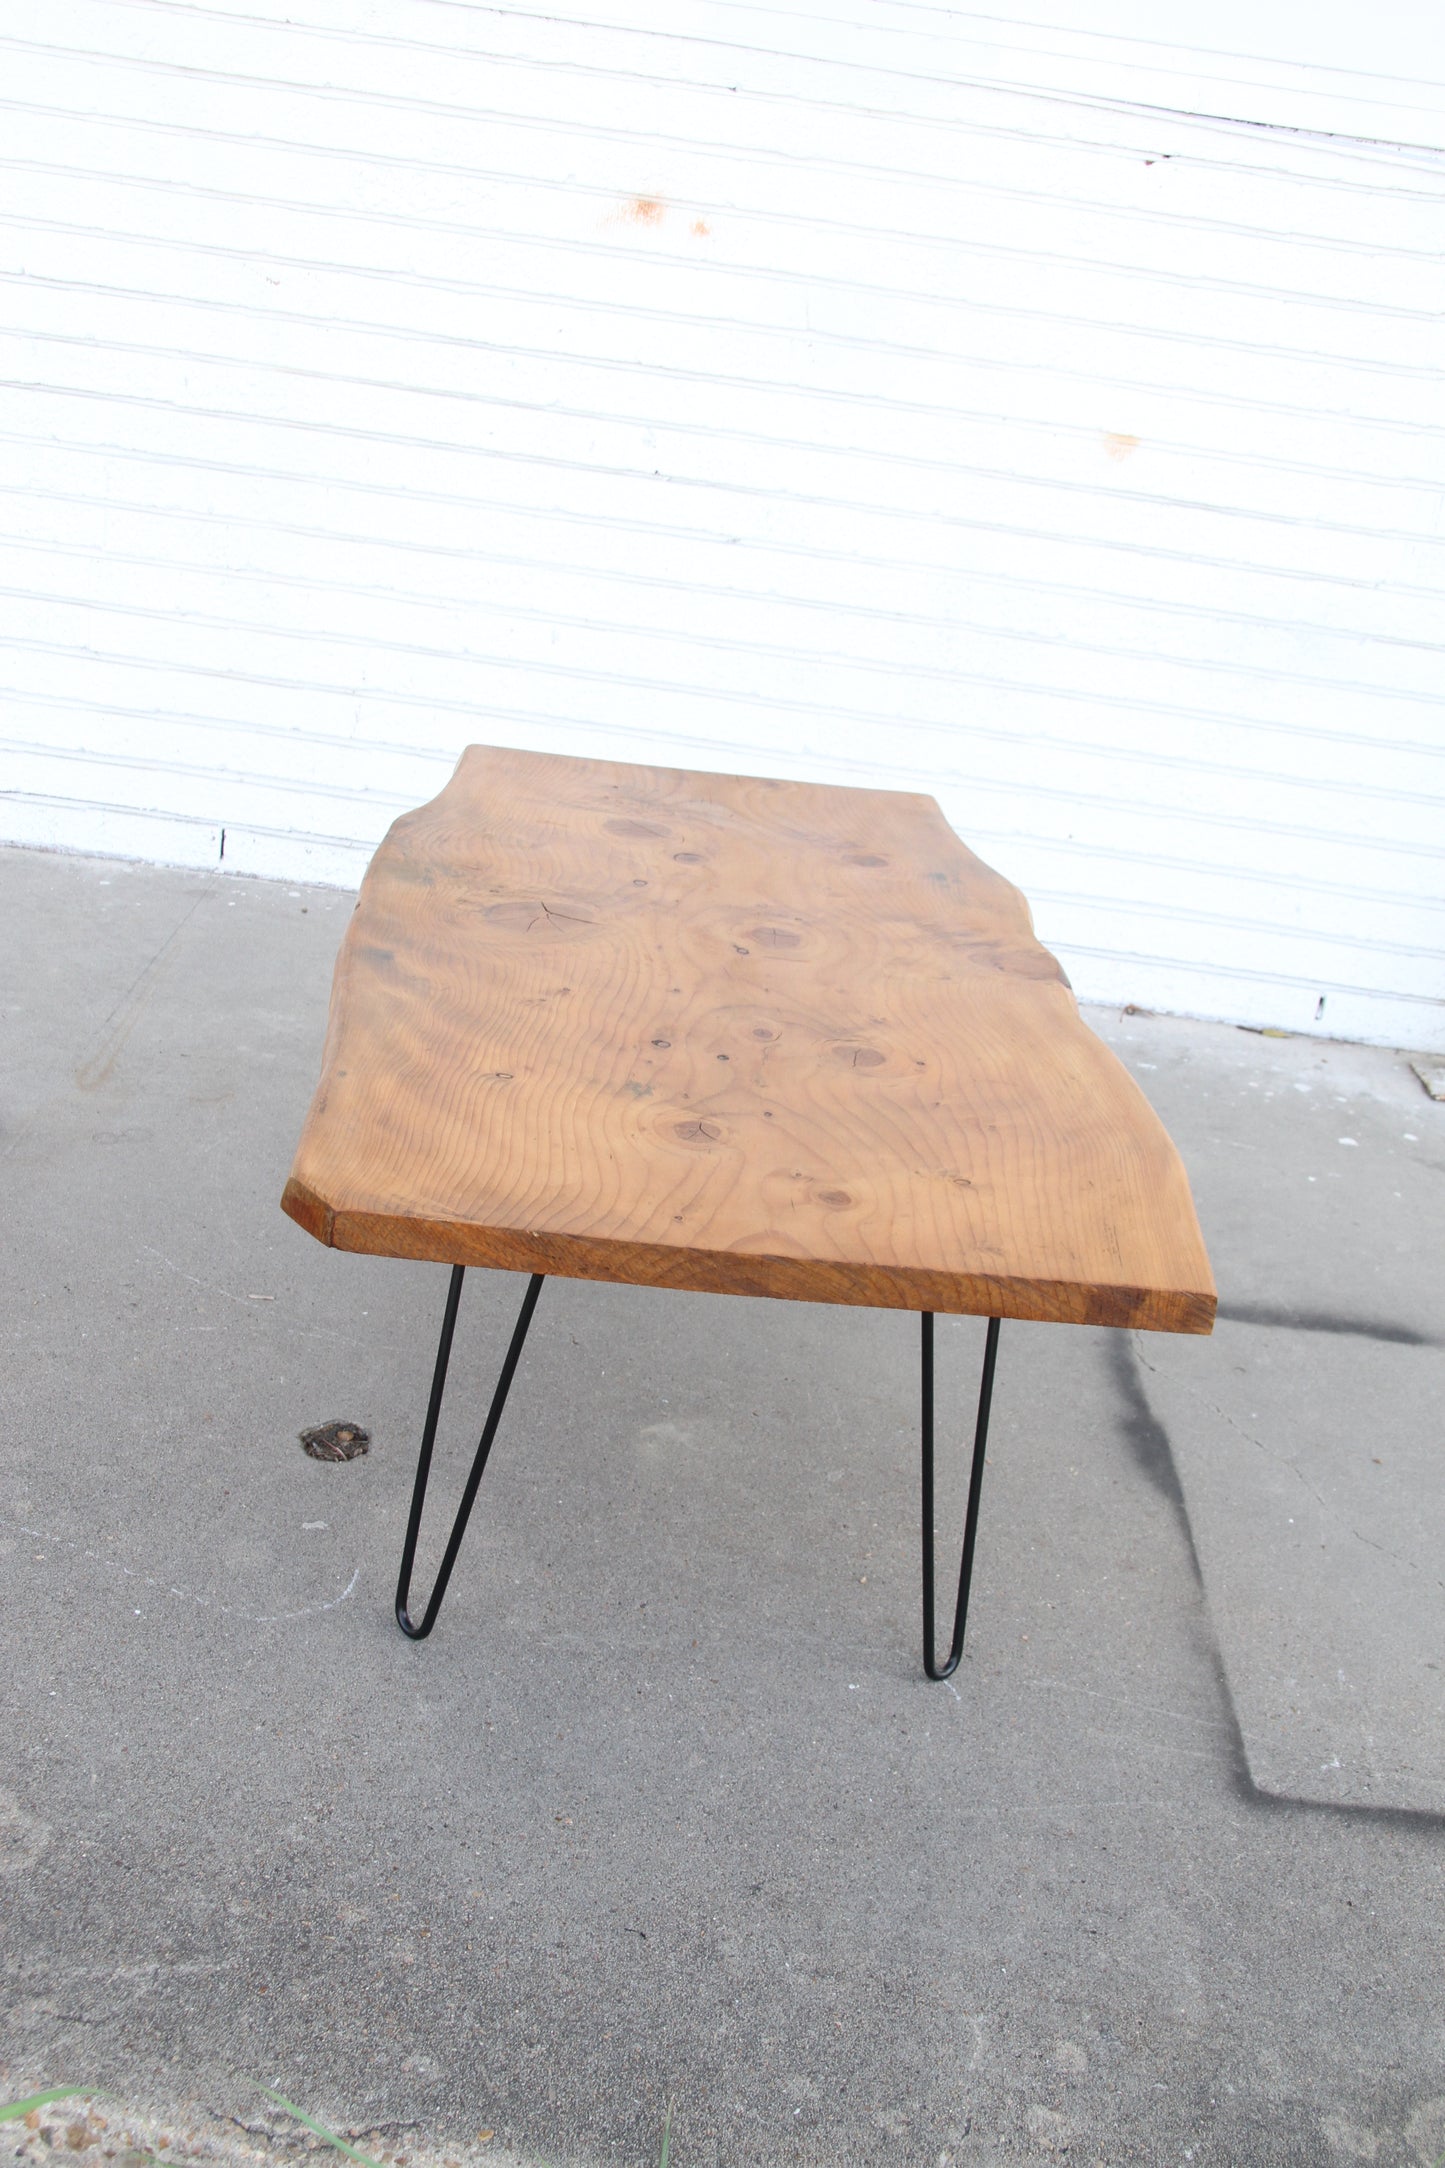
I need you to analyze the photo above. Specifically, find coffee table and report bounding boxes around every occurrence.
[282,745,1214,1677]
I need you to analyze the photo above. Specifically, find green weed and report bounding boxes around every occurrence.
[253,2087,388,2168]
[0,2091,104,2125]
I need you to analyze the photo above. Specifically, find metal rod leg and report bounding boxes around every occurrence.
[395,1266,546,1640]
[921,1312,1001,1680]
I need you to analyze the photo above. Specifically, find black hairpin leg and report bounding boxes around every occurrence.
[921,1313,1001,1680]
[395,1265,546,1640]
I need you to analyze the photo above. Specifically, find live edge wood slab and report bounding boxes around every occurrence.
[282,746,1214,1336]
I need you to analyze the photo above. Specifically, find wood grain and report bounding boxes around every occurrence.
[282,746,1215,1332]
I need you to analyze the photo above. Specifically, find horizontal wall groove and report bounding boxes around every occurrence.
[6,428,1439,657]
[691,0,1445,115]
[13,268,1438,500]
[8,208,1443,408]
[114,0,1445,133]
[11,656,1445,851]
[4,736,418,814]
[9,89,1440,264]
[9,535,1444,751]
[8,592,1442,801]
[1053,941,1445,1009]
[8,378,1441,605]
[1029,887,1442,963]
[10,147,1442,326]
[9,521,1440,723]
[4,30,1441,226]
[22,10,1444,197]
[867,1,1445,98]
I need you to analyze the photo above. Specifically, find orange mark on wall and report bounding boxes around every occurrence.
[1102,431,1140,462]
[691,219,711,236]
[620,195,666,225]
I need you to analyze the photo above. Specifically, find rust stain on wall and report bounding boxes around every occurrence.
[1103,431,1141,462]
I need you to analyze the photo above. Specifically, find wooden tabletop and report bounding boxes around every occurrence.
[282,747,1215,1333]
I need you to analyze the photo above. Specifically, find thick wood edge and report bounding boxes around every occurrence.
[280,1176,336,1247]
[288,1199,1215,1333]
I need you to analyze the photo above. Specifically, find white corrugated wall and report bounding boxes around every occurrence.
[2,0,1442,1049]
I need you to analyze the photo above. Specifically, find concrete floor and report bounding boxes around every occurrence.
[2,844,1443,2168]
